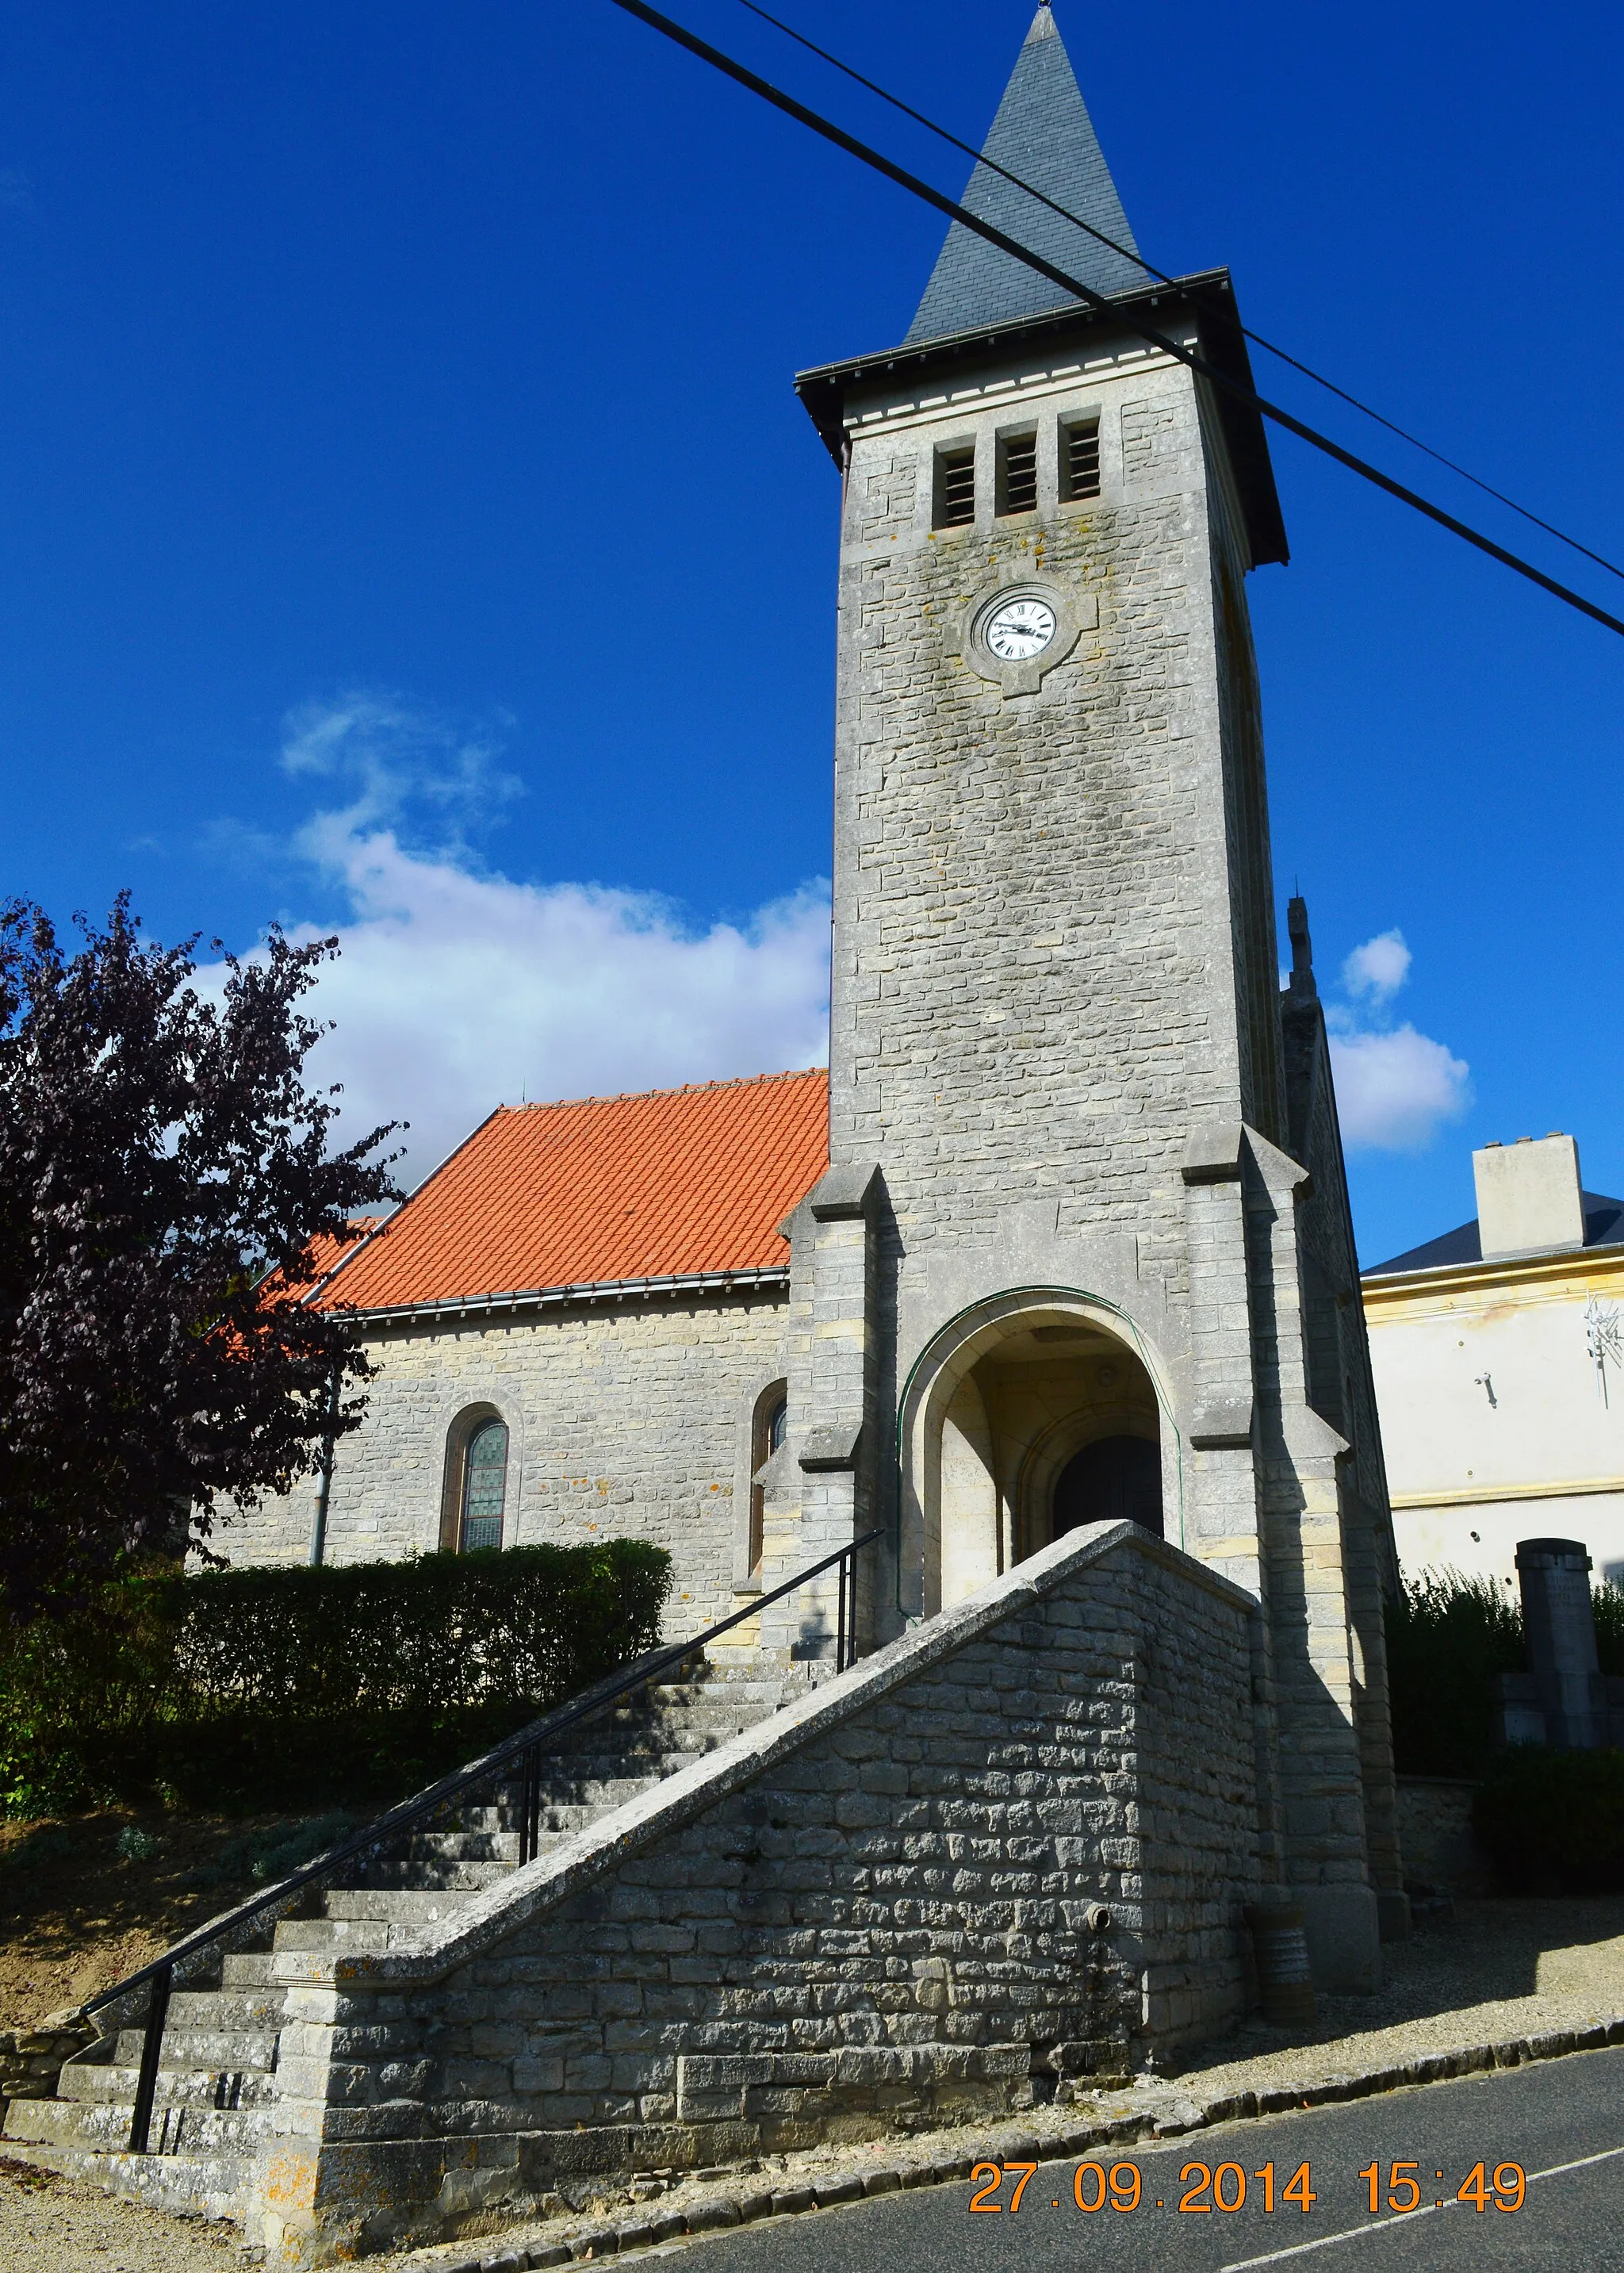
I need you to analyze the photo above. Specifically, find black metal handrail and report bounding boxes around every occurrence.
[90,1527,880,2152]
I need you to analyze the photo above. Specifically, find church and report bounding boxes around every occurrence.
[229,4,1403,1991]
[13,17,1422,2251]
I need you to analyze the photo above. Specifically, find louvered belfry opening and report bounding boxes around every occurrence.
[1063,417,1101,500]
[998,431,1038,516]
[935,445,976,527]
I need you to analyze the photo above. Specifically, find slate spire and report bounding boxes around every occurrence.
[905,3,1146,346]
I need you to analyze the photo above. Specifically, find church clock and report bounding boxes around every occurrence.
[982,595,1056,660]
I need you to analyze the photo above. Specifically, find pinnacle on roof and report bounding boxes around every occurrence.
[905,3,1147,347]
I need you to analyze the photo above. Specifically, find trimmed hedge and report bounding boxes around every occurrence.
[1383,1568,1525,1778]
[0,1540,671,1816]
[1385,1567,1624,1781]
[1473,1746,1624,1893]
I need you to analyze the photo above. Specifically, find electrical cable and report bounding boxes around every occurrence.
[729,0,1624,588]
[601,0,1624,642]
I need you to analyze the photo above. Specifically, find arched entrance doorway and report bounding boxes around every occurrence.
[901,1296,1170,1618]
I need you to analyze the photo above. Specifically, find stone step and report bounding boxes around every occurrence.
[525,1724,763,1769]
[454,1776,665,1826]
[391,1809,598,1851]
[6,2090,270,2157]
[652,1732,754,1759]
[394,1829,520,1863]
[362,1858,513,1892]
[59,2060,280,2109]
[0,2134,256,2222]
[221,1953,277,1987]
[167,1988,286,2030]
[270,1918,411,1954]
[477,1773,655,1812]
[322,1887,477,1924]
[653,1742,750,1771]
[113,2026,278,2070]
[508,1752,681,1780]
[624,1700,785,1730]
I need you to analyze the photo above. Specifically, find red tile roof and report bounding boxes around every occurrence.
[256,1221,384,1305]
[312,1070,829,1312]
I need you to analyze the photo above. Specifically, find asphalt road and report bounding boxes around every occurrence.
[668,2047,1624,2273]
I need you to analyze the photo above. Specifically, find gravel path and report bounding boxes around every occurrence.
[0,2151,259,2273]
[7,1897,1622,2273]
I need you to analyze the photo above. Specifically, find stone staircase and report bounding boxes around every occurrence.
[3,1656,805,2223]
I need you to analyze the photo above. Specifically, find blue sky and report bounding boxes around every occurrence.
[1,0,1620,1263]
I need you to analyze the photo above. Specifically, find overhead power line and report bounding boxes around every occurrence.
[602,0,1624,643]
[730,0,1624,590]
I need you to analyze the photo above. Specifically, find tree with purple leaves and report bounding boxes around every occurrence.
[0,895,400,1616]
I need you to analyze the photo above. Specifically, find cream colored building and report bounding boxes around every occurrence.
[1362,1133,1624,1589]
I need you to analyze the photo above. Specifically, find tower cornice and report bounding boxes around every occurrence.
[795,267,1288,570]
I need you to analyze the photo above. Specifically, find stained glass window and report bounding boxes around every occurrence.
[460,1419,508,1552]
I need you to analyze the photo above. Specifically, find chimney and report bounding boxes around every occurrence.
[1473,1133,1585,1261]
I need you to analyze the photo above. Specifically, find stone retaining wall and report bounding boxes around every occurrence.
[261,1520,1266,2263]
[1395,1776,1492,1894]
[0,2014,94,2118]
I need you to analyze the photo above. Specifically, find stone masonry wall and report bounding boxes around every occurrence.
[0,2016,93,2122]
[266,1524,1261,2259]
[218,1294,791,1632]
[829,346,1257,1309]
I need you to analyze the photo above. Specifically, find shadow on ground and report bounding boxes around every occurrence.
[1175,1896,1624,2091]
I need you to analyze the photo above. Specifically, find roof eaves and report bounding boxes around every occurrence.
[339,1264,792,1329]
[1361,1237,1624,1292]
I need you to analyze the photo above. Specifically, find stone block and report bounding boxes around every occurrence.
[686,2196,741,2232]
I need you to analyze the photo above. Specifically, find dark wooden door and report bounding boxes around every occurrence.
[1051,1435,1162,1539]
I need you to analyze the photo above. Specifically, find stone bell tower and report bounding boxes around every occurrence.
[771,2,1404,1987]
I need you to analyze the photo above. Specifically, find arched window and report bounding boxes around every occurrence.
[743,1381,787,1588]
[459,1418,509,1553]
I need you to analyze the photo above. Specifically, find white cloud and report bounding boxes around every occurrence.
[1342,927,1411,1003]
[1322,924,1469,1152]
[1329,1025,1472,1154]
[204,697,831,1190]
[280,690,521,854]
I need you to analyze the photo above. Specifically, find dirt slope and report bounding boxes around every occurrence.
[0,1809,348,2029]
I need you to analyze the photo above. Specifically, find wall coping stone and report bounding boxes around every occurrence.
[1182,1124,1244,1183]
[808,1163,883,1221]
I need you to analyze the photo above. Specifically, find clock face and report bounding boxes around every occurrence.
[983,596,1057,661]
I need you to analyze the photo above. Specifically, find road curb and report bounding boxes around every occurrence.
[412,2016,1624,2271]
